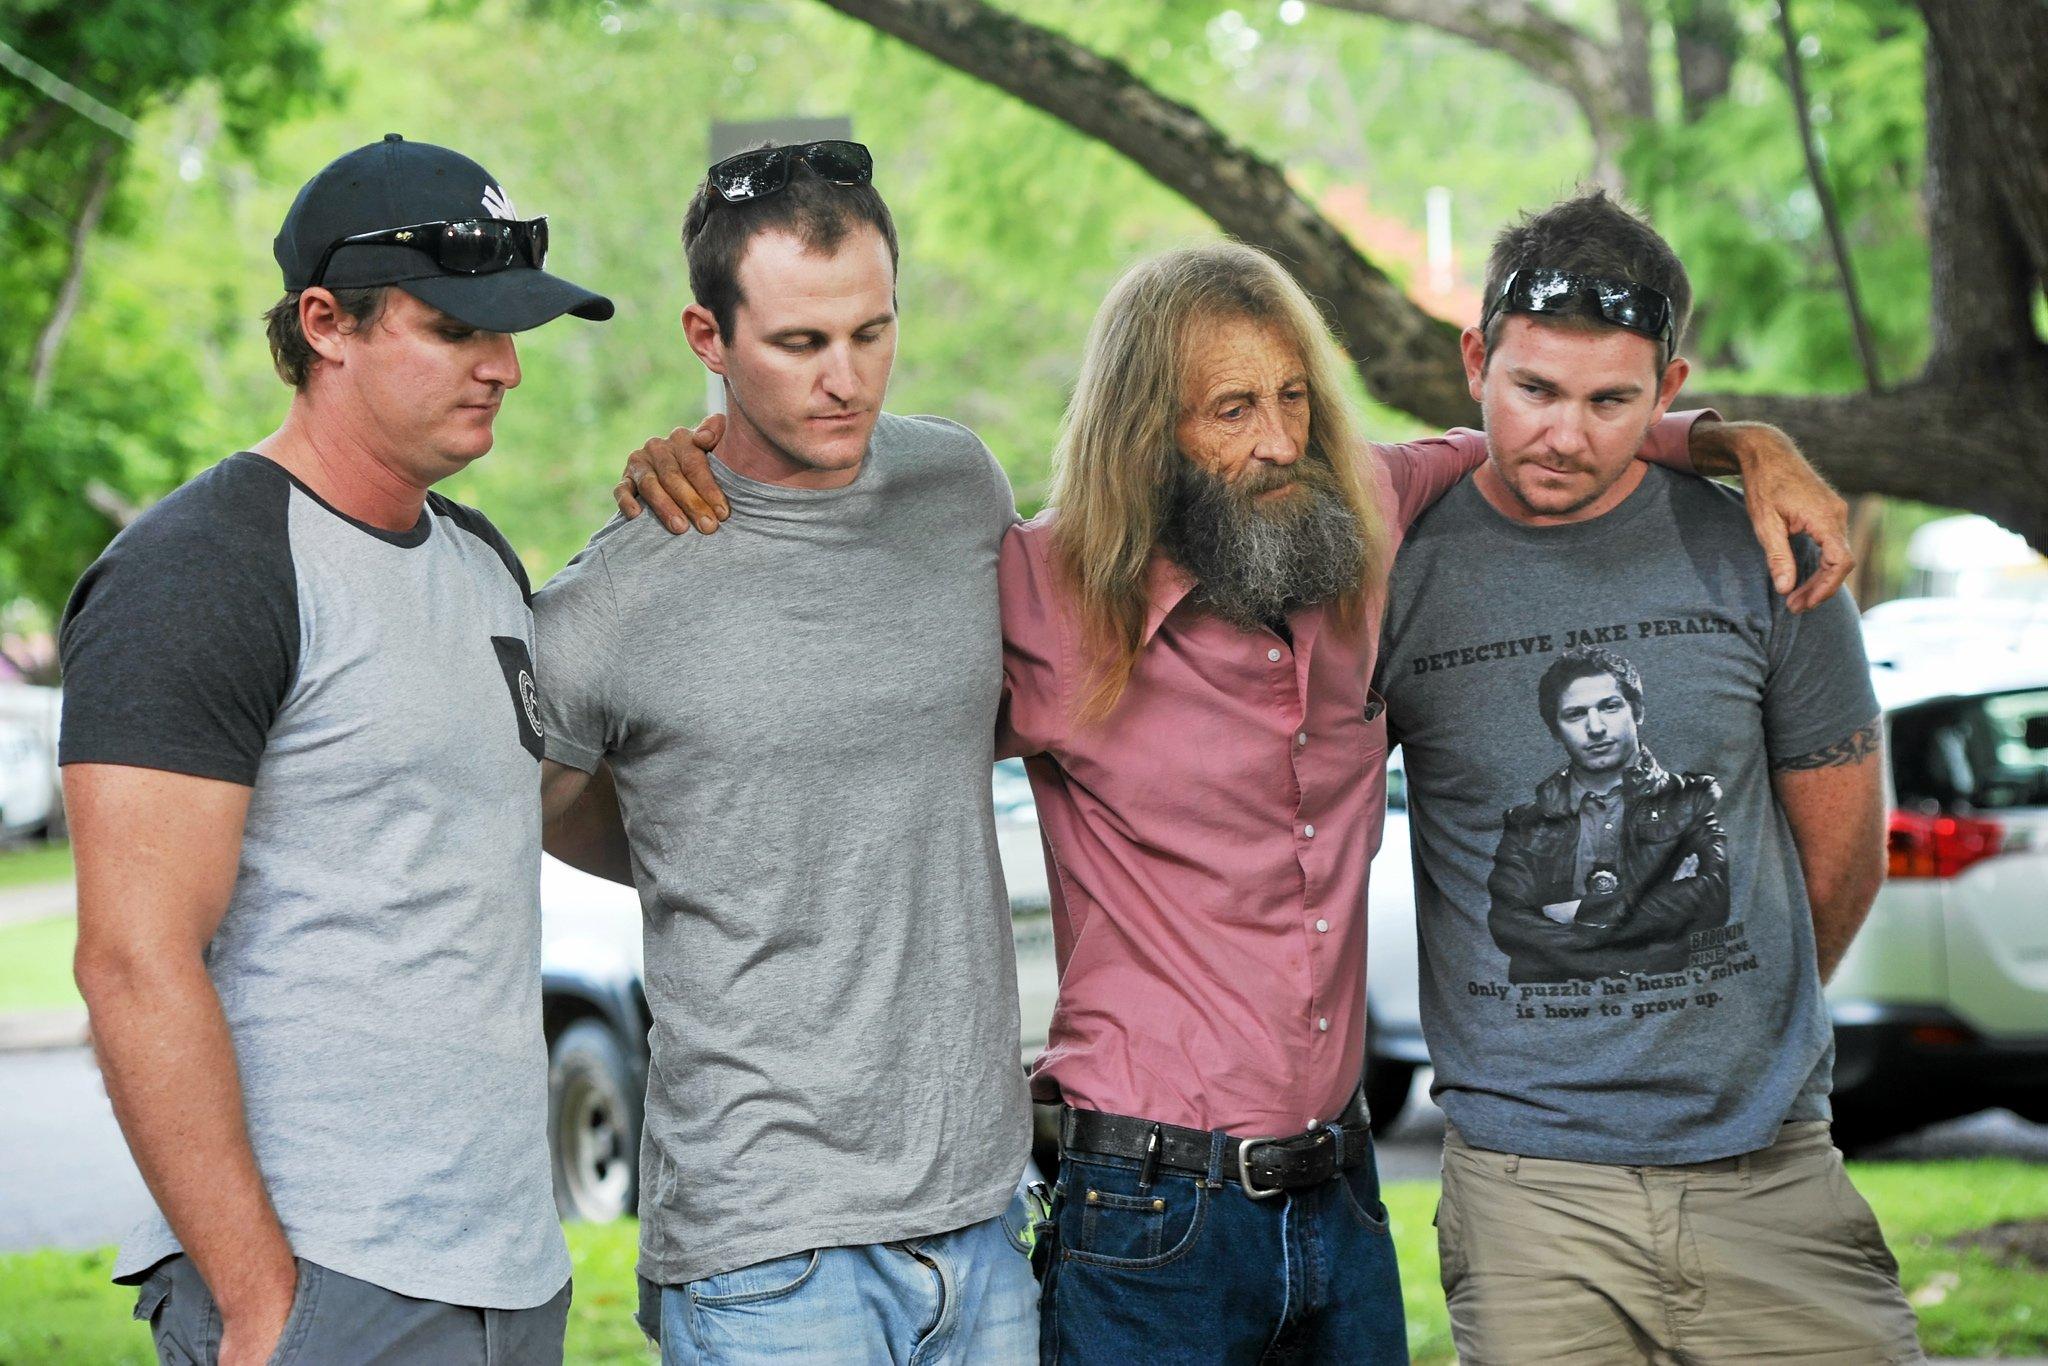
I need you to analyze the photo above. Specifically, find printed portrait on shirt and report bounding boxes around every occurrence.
[1485,646,1731,984]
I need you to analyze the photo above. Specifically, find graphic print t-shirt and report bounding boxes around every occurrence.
[1378,464,1878,1164]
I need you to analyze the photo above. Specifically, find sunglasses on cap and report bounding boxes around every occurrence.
[707,140,873,204]
[308,216,549,289]
[1486,267,1675,359]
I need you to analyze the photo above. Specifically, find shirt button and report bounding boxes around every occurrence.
[1296,731,1308,746]
[1267,648,1282,662]
[1315,919,1329,933]
[1303,824,1316,838]
[1317,1017,1330,1031]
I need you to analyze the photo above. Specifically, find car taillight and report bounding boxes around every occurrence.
[1887,809,2006,879]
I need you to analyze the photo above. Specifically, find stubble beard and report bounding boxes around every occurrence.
[1157,451,1368,632]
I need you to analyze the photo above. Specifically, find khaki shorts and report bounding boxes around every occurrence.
[1436,1121,1923,1365]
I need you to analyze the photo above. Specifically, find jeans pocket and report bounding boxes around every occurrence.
[1338,1162,1392,1234]
[1061,1161,1207,1271]
[688,1249,822,1307]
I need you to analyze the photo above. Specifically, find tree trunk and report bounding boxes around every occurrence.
[1917,2,2048,294]
[816,0,2048,549]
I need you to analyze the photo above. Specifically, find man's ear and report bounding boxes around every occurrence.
[1459,326,1488,403]
[1651,354,1690,420]
[298,288,352,368]
[681,303,726,376]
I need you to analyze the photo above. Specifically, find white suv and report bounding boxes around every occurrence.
[1828,602,2048,1145]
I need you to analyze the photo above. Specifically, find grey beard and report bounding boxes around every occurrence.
[1157,455,1367,632]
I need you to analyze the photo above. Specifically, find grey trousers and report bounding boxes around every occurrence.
[133,1254,571,1365]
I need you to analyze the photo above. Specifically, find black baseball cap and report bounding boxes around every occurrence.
[274,134,613,332]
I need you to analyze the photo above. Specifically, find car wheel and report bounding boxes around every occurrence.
[549,1019,641,1223]
[1365,1058,1415,1134]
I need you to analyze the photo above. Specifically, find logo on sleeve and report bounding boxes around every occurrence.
[490,635,545,761]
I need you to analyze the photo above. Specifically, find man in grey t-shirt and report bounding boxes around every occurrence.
[61,138,611,1364]
[535,146,1035,1364]
[1379,192,1921,1363]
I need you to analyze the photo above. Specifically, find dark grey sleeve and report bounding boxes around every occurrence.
[1762,537,1880,763]
[58,457,300,786]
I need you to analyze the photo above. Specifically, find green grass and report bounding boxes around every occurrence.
[2,1163,2041,1363]
[0,915,81,1013]
[0,841,71,891]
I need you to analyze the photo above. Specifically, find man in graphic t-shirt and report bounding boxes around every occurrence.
[60,137,610,1365]
[1487,646,1730,982]
[1380,191,1924,1363]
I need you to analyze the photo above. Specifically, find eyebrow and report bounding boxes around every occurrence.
[1201,373,1309,407]
[765,311,896,342]
[1508,367,1642,400]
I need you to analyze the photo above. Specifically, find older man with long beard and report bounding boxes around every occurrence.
[614,238,1849,1364]
[991,241,1845,1364]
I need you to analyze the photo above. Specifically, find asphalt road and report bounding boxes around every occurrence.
[4,1046,2044,1255]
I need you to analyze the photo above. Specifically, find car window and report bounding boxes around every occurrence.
[1889,687,2048,812]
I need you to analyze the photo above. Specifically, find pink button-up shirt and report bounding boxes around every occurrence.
[996,418,1702,1137]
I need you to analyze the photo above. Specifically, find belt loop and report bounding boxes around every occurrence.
[1504,1153,1521,1176]
[1737,1150,1752,1186]
[1204,1129,1229,1189]
[1331,1123,1347,1170]
[1138,1124,1162,1191]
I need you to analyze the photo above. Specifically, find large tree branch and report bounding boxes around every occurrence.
[817,0,2048,550]
[1307,0,1641,188]
[1693,358,2048,553]
[817,0,1475,426]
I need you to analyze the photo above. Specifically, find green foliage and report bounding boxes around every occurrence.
[2,0,1949,607]
[0,0,328,611]
[1626,0,1929,391]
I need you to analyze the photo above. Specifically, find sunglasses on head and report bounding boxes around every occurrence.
[308,216,549,289]
[707,140,873,204]
[1487,267,1675,359]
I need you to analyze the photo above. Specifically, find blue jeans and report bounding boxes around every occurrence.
[1039,1133,1407,1364]
[645,1209,1037,1364]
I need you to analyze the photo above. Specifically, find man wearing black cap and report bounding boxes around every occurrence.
[59,135,611,1365]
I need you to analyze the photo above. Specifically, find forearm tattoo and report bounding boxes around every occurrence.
[1772,718,1882,771]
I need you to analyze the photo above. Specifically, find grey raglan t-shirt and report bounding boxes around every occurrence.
[1378,464,1878,1165]
[532,412,1031,1287]
[59,453,569,1307]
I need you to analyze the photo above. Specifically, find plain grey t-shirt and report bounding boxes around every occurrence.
[1378,465,1879,1164]
[59,453,568,1307]
[533,413,1032,1287]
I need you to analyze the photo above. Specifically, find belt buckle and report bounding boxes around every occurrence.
[1237,1136,1285,1200]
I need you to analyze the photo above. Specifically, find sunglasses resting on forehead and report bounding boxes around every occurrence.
[706,140,873,204]
[1485,267,1676,359]
[309,216,549,288]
